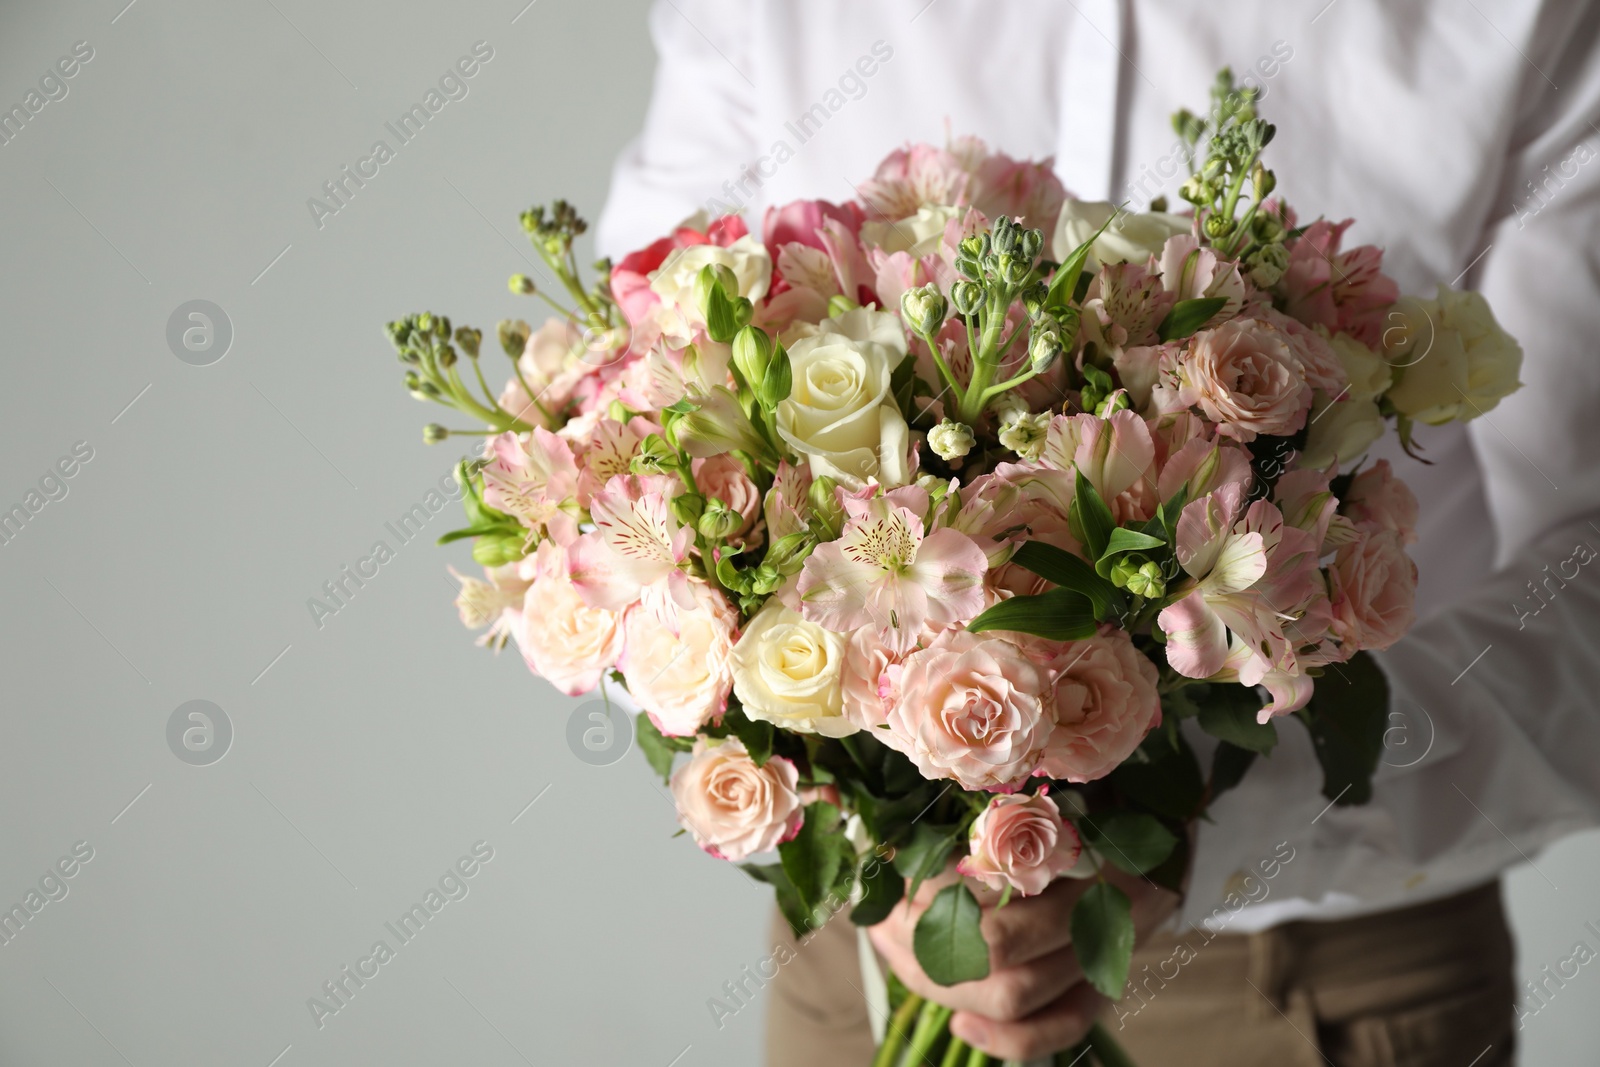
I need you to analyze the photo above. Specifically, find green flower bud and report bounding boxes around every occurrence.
[756,345,793,409]
[1252,162,1276,200]
[1246,242,1290,288]
[509,273,537,295]
[422,423,449,444]
[697,499,741,541]
[1094,389,1131,417]
[999,252,1031,286]
[1125,560,1167,599]
[1022,281,1050,318]
[749,564,782,596]
[959,234,988,260]
[453,326,482,358]
[472,532,526,567]
[497,319,530,359]
[808,475,844,537]
[1019,227,1044,262]
[671,492,707,527]
[715,553,753,594]
[631,434,678,474]
[827,294,859,317]
[764,531,816,576]
[731,326,773,389]
[950,280,985,317]
[435,345,458,369]
[1203,213,1235,240]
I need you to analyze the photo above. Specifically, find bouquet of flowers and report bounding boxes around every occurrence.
[382,72,1522,1066]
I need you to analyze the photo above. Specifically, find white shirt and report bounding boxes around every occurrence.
[597,0,1600,932]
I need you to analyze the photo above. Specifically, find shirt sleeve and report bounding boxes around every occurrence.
[1190,5,1600,931]
[595,0,759,259]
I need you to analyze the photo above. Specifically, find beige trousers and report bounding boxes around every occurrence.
[764,881,1516,1067]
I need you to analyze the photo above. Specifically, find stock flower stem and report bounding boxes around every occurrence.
[1084,1022,1138,1067]
[872,994,924,1067]
[902,1001,953,1065]
[938,1034,970,1067]
[963,1045,990,1067]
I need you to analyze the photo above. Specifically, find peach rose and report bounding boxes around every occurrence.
[1181,318,1312,442]
[884,630,1055,791]
[519,542,623,695]
[1342,459,1419,545]
[620,581,738,736]
[1036,631,1162,783]
[670,738,804,861]
[958,791,1082,896]
[1328,529,1417,652]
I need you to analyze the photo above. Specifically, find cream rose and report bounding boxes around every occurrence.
[1300,393,1385,470]
[1328,529,1417,652]
[1035,632,1162,784]
[1329,332,1393,402]
[648,237,773,345]
[1383,287,1523,425]
[620,582,738,736]
[731,600,855,737]
[1051,199,1190,266]
[776,308,911,489]
[958,791,1082,897]
[884,629,1055,791]
[859,203,963,257]
[518,542,622,695]
[670,737,804,861]
[1181,318,1312,442]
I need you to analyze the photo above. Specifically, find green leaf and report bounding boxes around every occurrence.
[1208,742,1258,803]
[1079,813,1179,876]
[967,588,1099,641]
[849,856,905,927]
[1110,728,1205,822]
[1071,467,1116,560]
[634,713,682,784]
[1298,650,1390,805]
[779,802,846,915]
[742,862,814,939]
[436,521,519,546]
[1156,297,1228,342]
[1072,882,1135,998]
[1100,528,1166,558]
[1045,207,1124,310]
[663,397,695,415]
[892,822,960,903]
[913,883,991,986]
[725,707,775,766]
[1008,541,1125,620]
[889,351,920,418]
[1197,687,1278,754]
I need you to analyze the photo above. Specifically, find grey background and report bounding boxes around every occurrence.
[0,1,1596,1064]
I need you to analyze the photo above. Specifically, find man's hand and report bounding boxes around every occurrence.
[868,869,1179,1061]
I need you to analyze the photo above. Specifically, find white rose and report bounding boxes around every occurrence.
[1328,332,1393,402]
[1051,199,1189,267]
[731,601,855,737]
[648,237,773,345]
[776,309,911,489]
[1383,288,1523,425]
[859,204,963,257]
[1300,394,1385,470]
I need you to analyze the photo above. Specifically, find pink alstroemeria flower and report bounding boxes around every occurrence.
[1040,409,1158,524]
[797,485,988,654]
[566,473,695,628]
[481,428,580,546]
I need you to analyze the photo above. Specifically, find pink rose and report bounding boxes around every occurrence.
[620,581,738,736]
[692,454,763,546]
[840,627,899,732]
[1180,318,1312,442]
[1277,219,1399,348]
[1036,631,1162,783]
[884,630,1055,791]
[519,542,623,696]
[670,738,803,862]
[1342,460,1419,545]
[958,791,1081,897]
[1328,529,1417,653]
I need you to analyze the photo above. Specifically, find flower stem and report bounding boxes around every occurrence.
[963,1045,990,1067]
[939,1035,971,1067]
[901,1000,952,1065]
[872,994,924,1067]
[1084,1021,1138,1067]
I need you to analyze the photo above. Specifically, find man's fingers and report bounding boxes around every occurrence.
[950,981,1106,1061]
[980,878,1086,969]
[869,923,1083,1022]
